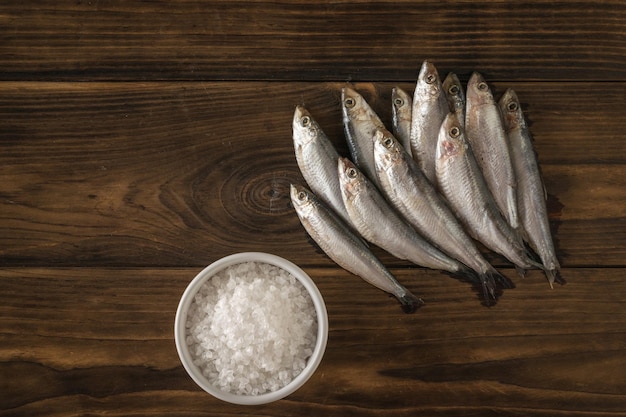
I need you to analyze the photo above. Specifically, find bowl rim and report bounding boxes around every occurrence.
[174,252,329,405]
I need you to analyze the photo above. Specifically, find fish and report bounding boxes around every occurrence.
[292,105,353,228]
[372,128,514,303]
[337,156,477,283]
[391,86,413,156]
[290,183,424,313]
[465,72,521,236]
[498,89,562,287]
[443,72,465,127]
[409,60,449,184]
[435,112,542,273]
[341,86,387,188]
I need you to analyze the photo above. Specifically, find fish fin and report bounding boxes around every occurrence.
[396,292,425,314]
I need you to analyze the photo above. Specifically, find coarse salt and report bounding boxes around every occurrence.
[185,261,317,396]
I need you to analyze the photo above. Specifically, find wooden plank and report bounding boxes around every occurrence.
[1,81,624,267]
[1,1,625,81]
[1,267,624,416]
[2,2,624,416]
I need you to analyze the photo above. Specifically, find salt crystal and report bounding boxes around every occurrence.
[186,261,317,396]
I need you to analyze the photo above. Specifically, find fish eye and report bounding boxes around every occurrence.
[383,137,393,147]
[297,191,307,201]
[448,84,460,95]
[300,115,311,127]
[507,101,518,112]
[347,167,358,178]
[393,97,404,107]
[344,97,356,108]
[477,82,488,91]
[425,74,437,84]
[449,126,461,138]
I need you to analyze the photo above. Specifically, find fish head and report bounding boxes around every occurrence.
[337,157,366,202]
[341,86,376,123]
[498,88,525,132]
[442,72,465,111]
[415,60,444,101]
[466,72,495,106]
[290,183,323,232]
[437,113,467,163]
[292,105,325,149]
[373,128,403,172]
[391,86,412,121]
[290,183,314,216]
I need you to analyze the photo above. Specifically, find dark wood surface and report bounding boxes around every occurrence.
[1,2,625,416]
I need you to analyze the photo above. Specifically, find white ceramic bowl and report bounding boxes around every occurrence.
[174,252,328,405]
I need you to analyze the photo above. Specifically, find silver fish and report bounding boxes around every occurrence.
[391,86,413,156]
[443,72,465,127]
[337,156,476,281]
[499,89,561,287]
[290,183,424,313]
[341,86,386,188]
[373,128,514,302]
[465,72,521,235]
[436,113,541,272]
[409,60,449,184]
[292,105,352,227]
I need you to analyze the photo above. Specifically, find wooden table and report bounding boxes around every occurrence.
[1,2,625,416]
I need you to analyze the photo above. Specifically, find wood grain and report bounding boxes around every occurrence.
[1,1,625,81]
[1,267,624,416]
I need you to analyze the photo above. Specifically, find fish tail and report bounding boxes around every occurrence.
[487,269,515,290]
[449,267,500,305]
[522,238,542,264]
[527,256,549,272]
[515,247,544,276]
[396,291,425,314]
[451,265,481,285]
[474,267,517,306]
[545,268,566,288]
[474,277,498,307]
[478,271,512,307]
